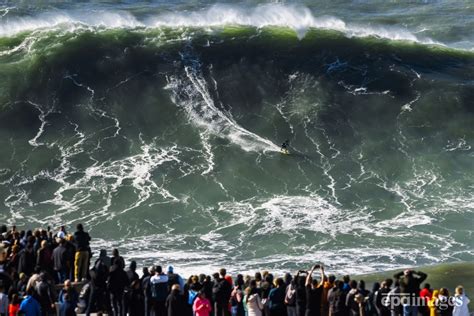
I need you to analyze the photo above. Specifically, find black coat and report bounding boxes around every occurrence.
[18,247,35,276]
[166,289,186,316]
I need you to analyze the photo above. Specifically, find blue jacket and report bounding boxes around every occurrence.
[19,295,41,316]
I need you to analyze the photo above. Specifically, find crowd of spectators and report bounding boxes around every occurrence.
[0,224,470,316]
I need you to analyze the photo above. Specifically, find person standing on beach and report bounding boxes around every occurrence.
[73,223,91,282]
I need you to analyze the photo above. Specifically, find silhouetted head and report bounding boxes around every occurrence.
[350,280,357,289]
[219,268,226,277]
[275,277,284,288]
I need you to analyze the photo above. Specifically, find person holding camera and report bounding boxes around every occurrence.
[305,264,326,316]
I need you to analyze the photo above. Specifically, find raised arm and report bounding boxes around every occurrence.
[306,265,318,286]
[415,271,427,283]
[319,266,325,287]
[393,271,404,279]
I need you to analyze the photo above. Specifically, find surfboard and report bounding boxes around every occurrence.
[281,149,290,155]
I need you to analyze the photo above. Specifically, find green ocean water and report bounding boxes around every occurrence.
[0,1,473,275]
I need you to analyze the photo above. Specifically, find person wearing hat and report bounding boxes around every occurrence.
[167,266,184,294]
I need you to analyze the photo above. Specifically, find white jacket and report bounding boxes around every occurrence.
[453,294,470,316]
[246,294,264,316]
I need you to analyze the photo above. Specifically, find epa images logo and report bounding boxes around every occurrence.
[381,293,462,309]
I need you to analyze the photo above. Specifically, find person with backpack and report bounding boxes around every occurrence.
[285,274,298,316]
[87,255,110,315]
[150,265,169,316]
[212,268,232,316]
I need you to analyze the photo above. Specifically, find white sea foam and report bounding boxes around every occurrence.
[166,66,280,153]
[0,4,442,46]
[0,10,142,37]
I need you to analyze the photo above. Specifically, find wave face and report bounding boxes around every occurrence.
[0,3,474,275]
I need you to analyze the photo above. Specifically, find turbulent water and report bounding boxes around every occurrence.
[0,1,473,275]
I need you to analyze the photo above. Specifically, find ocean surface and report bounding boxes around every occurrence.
[0,1,473,276]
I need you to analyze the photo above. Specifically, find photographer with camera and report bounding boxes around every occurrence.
[305,264,325,316]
